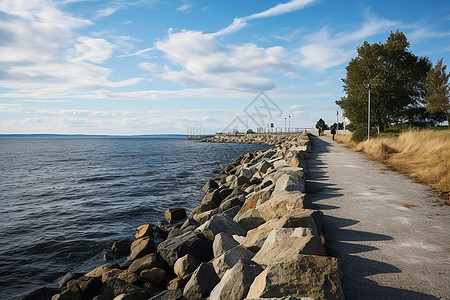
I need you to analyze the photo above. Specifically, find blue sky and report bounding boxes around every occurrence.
[0,0,449,134]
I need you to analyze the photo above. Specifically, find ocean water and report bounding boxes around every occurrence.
[0,137,269,299]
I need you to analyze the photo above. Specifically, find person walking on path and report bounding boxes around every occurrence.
[331,126,336,140]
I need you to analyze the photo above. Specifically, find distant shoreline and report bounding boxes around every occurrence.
[0,134,187,138]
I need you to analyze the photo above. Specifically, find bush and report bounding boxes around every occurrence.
[351,126,378,142]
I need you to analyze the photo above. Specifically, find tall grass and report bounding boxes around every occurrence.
[335,129,450,201]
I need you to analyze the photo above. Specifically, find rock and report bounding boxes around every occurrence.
[236,192,260,216]
[165,208,187,221]
[273,174,304,193]
[202,190,223,206]
[128,253,166,274]
[218,197,243,213]
[59,272,84,287]
[183,263,220,300]
[256,192,309,221]
[273,160,287,169]
[212,245,255,278]
[210,259,263,300]
[239,168,254,179]
[112,239,132,256]
[189,201,217,217]
[235,175,251,187]
[157,231,213,267]
[76,276,102,299]
[222,205,241,218]
[223,188,247,201]
[140,267,167,285]
[252,228,325,267]
[213,232,240,258]
[135,224,153,239]
[234,208,265,231]
[101,278,149,300]
[174,254,201,278]
[167,227,184,239]
[286,156,307,170]
[255,187,273,207]
[180,218,200,231]
[115,270,141,285]
[247,255,343,299]
[202,179,219,192]
[104,250,115,261]
[243,215,318,252]
[192,209,216,225]
[219,188,234,200]
[102,268,123,282]
[256,160,271,174]
[86,263,119,278]
[167,276,190,290]
[129,237,156,261]
[20,287,60,300]
[149,289,184,300]
[199,214,247,241]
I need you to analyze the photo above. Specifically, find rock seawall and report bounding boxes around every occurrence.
[24,133,344,300]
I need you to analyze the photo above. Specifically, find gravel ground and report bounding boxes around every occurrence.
[306,136,449,300]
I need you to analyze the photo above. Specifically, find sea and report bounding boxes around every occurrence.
[0,136,270,299]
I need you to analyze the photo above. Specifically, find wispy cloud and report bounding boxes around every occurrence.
[214,0,317,36]
[177,3,191,12]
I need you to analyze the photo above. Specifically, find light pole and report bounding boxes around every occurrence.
[284,117,286,134]
[336,111,339,135]
[288,115,291,133]
[367,83,371,140]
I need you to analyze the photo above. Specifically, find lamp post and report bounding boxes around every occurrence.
[284,117,286,134]
[336,111,339,135]
[367,83,371,140]
[288,115,291,133]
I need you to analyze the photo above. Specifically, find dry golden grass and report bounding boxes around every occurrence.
[336,129,450,202]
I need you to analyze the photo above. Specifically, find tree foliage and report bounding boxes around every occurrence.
[336,31,431,133]
[315,118,329,130]
[425,58,450,126]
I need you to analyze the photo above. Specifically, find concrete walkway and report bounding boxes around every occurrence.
[305,136,449,300]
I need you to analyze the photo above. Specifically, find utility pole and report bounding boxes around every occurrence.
[284,117,286,134]
[368,83,371,140]
[288,115,291,133]
[336,111,339,134]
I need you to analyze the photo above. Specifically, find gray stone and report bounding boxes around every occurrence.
[180,218,200,231]
[100,278,149,300]
[128,253,166,274]
[202,179,219,193]
[112,239,132,256]
[58,272,83,287]
[218,197,243,213]
[174,254,201,278]
[199,214,247,241]
[157,231,213,267]
[128,237,156,261]
[213,232,240,258]
[236,175,251,187]
[183,263,220,300]
[234,208,265,231]
[201,190,223,205]
[257,160,271,174]
[210,259,263,300]
[165,208,187,222]
[140,267,167,285]
[273,174,304,193]
[222,205,241,218]
[149,289,184,300]
[212,245,255,278]
[247,255,343,299]
[256,192,309,222]
[21,287,60,300]
[167,227,184,239]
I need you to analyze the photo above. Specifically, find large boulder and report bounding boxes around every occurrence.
[127,253,166,274]
[128,237,156,261]
[100,278,150,300]
[86,263,120,278]
[234,208,265,231]
[135,224,167,240]
[273,174,305,193]
[174,254,201,278]
[212,246,255,278]
[140,267,166,285]
[198,214,247,241]
[112,239,132,256]
[149,289,184,300]
[252,228,325,267]
[213,232,240,258]
[157,231,213,267]
[235,192,260,217]
[202,190,223,206]
[164,208,187,222]
[247,255,343,299]
[21,287,60,300]
[183,263,220,300]
[218,197,243,213]
[256,192,309,221]
[256,160,271,174]
[202,179,219,193]
[210,258,263,300]
[243,215,318,252]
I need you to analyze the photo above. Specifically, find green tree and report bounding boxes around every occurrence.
[336,31,431,134]
[425,58,450,126]
[315,118,329,130]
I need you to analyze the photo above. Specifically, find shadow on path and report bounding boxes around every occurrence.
[305,136,439,300]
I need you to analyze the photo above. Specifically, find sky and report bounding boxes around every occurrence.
[0,0,449,135]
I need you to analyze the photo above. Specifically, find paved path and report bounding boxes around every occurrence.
[305,136,449,300]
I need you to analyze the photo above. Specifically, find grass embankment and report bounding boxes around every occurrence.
[334,129,450,204]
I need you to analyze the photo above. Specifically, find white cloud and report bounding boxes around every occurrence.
[94,6,119,19]
[154,30,291,91]
[0,0,140,99]
[177,4,191,12]
[214,0,317,36]
[298,44,351,71]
